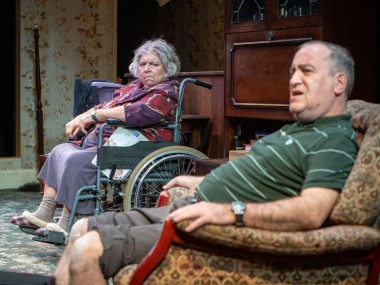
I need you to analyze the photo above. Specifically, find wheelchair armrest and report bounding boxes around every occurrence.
[155,121,169,127]
[105,118,126,126]
[105,119,171,128]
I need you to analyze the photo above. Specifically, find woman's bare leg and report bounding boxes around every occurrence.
[43,183,57,198]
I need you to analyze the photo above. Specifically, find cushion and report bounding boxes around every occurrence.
[167,186,195,205]
[113,264,137,285]
[329,100,380,226]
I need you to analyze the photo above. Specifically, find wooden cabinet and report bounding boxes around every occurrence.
[225,0,324,120]
[223,0,376,155]
[225,27,321,120]
[176,72,225,159]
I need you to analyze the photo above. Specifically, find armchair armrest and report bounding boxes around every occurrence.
[174,221,380,257]
[125,219,380,285]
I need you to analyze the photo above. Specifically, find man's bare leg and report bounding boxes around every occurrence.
[54,219,107,285]
[54,220,86,285]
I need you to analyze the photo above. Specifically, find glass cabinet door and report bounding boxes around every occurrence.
[226,0,322,33]
[270,0,322,29]
[225,0,267,33]
[277,0,317,18]
[231,0,266,23]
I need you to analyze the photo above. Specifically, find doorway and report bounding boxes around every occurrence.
[117,0,159,81]
[0,0,16,157]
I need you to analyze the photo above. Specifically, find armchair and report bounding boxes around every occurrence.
[114,100,380,285]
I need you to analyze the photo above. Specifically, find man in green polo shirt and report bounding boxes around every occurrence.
[54,40,359,284]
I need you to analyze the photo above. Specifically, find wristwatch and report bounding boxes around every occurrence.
[90,108,99,122]
[231,201,246,227]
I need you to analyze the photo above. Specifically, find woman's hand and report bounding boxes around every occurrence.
[65,114,93,139]
[168,202,234,232]
[163,175,205,191]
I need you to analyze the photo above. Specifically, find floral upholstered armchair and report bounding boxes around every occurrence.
[113,100,380,285]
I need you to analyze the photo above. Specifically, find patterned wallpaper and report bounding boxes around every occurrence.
[0,0,224,171]
[0,0,115,170]
[159,0,225,71]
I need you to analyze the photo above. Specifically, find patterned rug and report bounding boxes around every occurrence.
[0,188,64,276]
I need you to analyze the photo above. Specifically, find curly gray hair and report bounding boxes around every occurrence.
[129,38,181,79]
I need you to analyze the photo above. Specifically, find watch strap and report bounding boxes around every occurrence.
[235,213,244,227]
[91,109,99,122]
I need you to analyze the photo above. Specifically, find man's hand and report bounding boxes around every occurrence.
[168,187,339,233]
[163,175,205,191]
[168,201,234,232]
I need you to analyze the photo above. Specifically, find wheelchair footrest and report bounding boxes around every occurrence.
[32,230,67,245]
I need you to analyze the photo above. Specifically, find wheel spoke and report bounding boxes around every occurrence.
[125,146,208,210]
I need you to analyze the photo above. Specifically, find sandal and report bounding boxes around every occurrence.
[35,223,66,236]
[19,225,39,236]
[22,211,51,228]
[44,223,67,234]
[9,215,36,227]
[10,214,41,236]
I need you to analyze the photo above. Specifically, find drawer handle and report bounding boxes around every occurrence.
[266,31,274,41]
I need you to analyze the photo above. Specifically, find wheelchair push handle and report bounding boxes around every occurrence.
[194,79,213,89]
[179,78,213,92]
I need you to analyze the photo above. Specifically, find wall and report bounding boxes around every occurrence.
[159,0,224,71]
[0,0,115,188]
[117,0,225,78]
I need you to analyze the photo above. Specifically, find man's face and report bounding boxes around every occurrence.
[138,52,167,88]
[288,44,338,123]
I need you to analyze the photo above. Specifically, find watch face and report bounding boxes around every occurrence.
[231,201,245,227]
[231,201,246,213]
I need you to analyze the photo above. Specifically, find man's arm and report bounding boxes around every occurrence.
[244,187,339,230]
[168,187,339,232]
[163,175,206,191]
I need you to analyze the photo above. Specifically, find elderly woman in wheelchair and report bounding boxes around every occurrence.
[10,38,181,235]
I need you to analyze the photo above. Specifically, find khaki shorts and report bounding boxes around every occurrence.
[87,196,193,278]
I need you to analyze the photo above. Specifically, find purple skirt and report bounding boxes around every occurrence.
[38,143,97,215]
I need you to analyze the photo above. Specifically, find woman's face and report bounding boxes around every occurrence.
[138,52,167,88]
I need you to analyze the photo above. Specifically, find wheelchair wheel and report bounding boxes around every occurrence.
[124,146,208,210]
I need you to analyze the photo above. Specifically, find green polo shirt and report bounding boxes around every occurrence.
[196,115,358,203]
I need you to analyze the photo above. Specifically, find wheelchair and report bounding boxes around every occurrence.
[33,78,212,245]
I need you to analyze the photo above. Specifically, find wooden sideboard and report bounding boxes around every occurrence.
[176,72,224,158]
